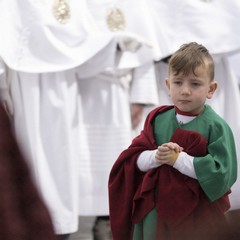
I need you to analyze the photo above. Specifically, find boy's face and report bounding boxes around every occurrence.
[166,64,217,114]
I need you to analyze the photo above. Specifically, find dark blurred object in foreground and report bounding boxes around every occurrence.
[0,103,59,240]
[225,209,240,240]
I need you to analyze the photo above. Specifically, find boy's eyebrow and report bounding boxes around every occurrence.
[190,77,201,81]
[171,76,183,80]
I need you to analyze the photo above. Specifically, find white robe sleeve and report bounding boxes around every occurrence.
[130,61,159,106]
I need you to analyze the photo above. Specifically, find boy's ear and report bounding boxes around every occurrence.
[207,81,218,99]
[165,79,171,95]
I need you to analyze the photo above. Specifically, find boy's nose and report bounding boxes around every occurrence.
[181,85,191,95]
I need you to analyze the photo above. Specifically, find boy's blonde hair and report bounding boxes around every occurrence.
[168,42,215,81]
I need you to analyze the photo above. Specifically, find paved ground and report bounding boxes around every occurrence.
[69,217,96,240]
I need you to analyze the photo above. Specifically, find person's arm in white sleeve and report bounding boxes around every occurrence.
[137,148,197,179]
[173,152,197,179]
[137,149,162,172]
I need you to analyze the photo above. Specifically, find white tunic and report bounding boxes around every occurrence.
[76,60,158,216]
[228,52,240,86]
[0,0,159,234]
[148,0,240,60]
[74,0,159,215]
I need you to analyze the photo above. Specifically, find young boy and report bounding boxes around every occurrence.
[108,42,238,240]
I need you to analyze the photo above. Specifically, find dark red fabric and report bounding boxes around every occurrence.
[108,105,230,240]
[109,106,172,240]
[0,104,59,240]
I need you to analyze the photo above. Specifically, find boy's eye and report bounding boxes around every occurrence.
[192,82,201,87]
[173,81,182,85]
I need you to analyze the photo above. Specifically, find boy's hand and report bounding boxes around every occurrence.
[155,142,183,166]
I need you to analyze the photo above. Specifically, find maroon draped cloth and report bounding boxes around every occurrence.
[109,105,230,240]
[0,104,59,240]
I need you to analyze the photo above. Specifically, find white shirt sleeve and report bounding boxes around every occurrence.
[173,152,197,179]
[137,149,162,172]
[137,150,197,179]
